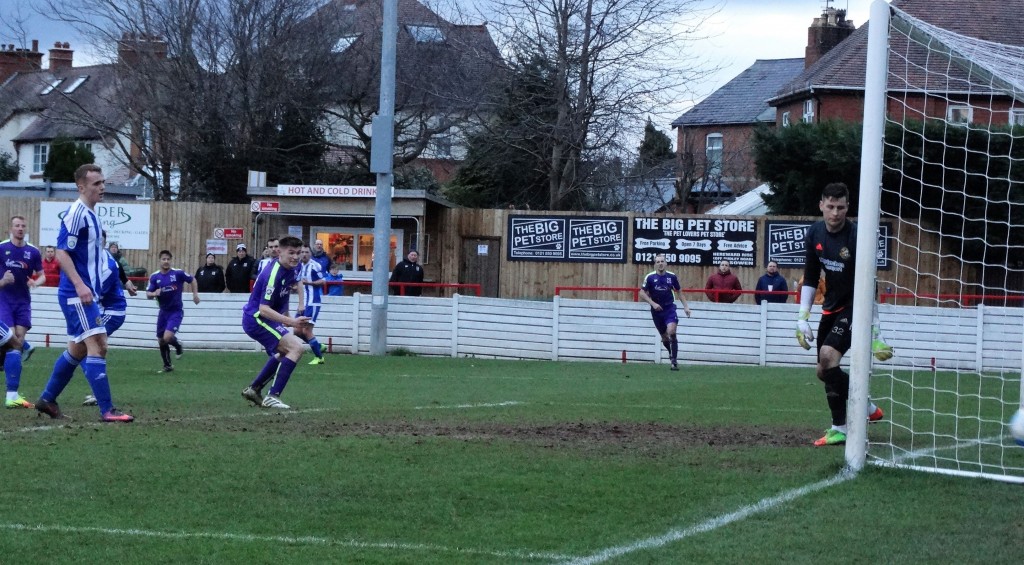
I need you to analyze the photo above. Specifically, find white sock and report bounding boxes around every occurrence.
[834,425,848,434]
[6,391,19,402]
[867,401,879,415]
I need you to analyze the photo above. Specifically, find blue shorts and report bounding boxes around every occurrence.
[101,294,127,336]
[242,314,290,356]
[0,299,32,329]
[650,304,679,335]
[303,304,321,325]
[0,319,12,347]
[58,291,107,343]
[157,309,183,337]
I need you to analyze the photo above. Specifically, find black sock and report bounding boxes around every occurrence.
[822,366,850,426]
[670,336,678,363]
[160,343,171,366]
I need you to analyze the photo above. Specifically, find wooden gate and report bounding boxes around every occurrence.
[460,237,500,297]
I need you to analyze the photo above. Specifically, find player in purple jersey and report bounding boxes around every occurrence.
[146,250,200,373]
[36,164,134,422]
[240,236,312,409]
[639,253,692,371]
[0,215,45,408]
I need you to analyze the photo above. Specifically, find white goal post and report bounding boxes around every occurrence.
[850,0,1024,483]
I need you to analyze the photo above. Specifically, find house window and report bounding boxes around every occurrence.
[947,105,973,124]
[63,76,89,93]
[802,100,815,123]
[705,133,723,176]
[333,35,359,53]
[406,25,444,43]
[1010,109,1024,126]
[782,111,791,127]
[40,78,64,95]
[428,133,453,158]
[33,144,49,174]
[77,142,93,154]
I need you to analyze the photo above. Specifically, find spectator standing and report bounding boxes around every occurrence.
[310,239,331,273]
[225,244,255,293]
[41,245,61,286]
[390,250,424,296]
[146,249,200,373]
[195,253,226,293]
[254,238,279,279]
[36,164,134,422]
[754,261,789,304]
[324,263,345,296]
[705,260,742,303]
[108,242,130,274]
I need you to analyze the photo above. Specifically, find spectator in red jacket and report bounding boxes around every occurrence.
[41,245,61,286]
[705,260,742,303]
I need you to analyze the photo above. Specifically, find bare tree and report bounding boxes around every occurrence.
[485,0,717,210]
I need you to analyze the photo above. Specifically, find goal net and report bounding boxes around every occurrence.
[856,1,1024,482]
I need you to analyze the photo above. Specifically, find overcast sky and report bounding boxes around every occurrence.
[2,0,879,132]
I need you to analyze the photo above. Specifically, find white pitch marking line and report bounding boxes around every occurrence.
[414,401,524,410]
[561,472,854,565]
[0,523,576,562]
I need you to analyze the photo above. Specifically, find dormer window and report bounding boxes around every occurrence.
[63,76,89,93]
[40,78,64,95]
[333,34,359,53]
[407,25,444,43]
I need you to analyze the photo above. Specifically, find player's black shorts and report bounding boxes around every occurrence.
[817,309,852,355]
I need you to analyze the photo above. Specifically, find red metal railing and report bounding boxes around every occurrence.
[555,286,798,303]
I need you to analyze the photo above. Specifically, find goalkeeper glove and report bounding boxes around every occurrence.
[871,326,894,361]
[796,310,814,350]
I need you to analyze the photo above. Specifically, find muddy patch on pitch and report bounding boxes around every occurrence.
[294,420,810,452]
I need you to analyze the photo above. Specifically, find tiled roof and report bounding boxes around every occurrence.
[771,0,1024,104]
[0,63,125,143]
[308,0,504,110]
[672,58,805,127]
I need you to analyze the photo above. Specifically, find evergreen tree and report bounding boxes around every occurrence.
[42,137,96,182]
[0,151,18,181]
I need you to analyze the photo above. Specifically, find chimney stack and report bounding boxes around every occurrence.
[118,33,168,66]
[805,8,855,69]
[49,41,74,71]
[0,40,44,83]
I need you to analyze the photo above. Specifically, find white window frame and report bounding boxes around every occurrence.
[332,34,359,53]
[1009,109,1024,126]
[406,25,444,43]
[63,76,89,93]
[947,105,973,124]
[705,133,723,176]
[802,100,815,123]
[40,78,64,95]
[781,111,791,127]
[33,144,49,174]
[311,226,404,278]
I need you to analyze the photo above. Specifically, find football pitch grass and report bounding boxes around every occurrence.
[1,349,1022,564]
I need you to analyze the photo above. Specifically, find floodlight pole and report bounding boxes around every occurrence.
[369,0,398,355]
[846,0,890,473]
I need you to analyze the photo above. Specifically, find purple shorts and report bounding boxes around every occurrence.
[157,309,184,337]
[0,299,32,329]
[650,304,679,335]
[242,314,290,356]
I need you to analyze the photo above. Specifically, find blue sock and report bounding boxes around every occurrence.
[308,337,323,358]
[22,341,31,351]
[82,356,114,413]
[269,358,297,397]
[252,357,280,390]
[41,351,82,402]
[4,350,22,392]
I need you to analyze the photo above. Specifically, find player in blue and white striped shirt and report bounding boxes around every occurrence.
[36,164,133,422]
[296,244,326,365]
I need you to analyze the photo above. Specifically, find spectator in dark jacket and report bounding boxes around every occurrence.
[754,260,789,303]
[705,260,742,303]
[195,253,226,293]
[225,244,256,293]
[390,250,424,296]
[311,239,332,273]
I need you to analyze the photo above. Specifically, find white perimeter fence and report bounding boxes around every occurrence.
[25,288,1024,371]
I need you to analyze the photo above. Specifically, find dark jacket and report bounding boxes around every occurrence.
[389,260,424,296]
[195,264,226,293]
[754,272,789,304]
[225,256,256,293]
